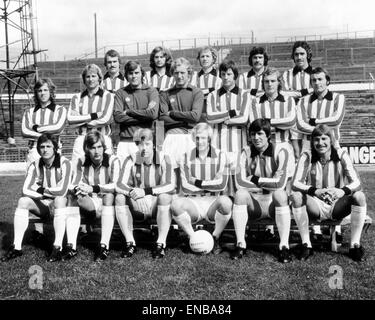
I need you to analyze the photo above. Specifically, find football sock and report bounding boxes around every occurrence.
[100,206,115,248]
[156,205,172,247]
[53,208,66,249]
[173,211,195,238]
[292,206,312,247]
[232,204,248,249]
[350,205,366,248]
[115,205,135,244]
[275,206,291,250]
[66,207,81,250]
[212,211,231,239]
[13,208,29,250]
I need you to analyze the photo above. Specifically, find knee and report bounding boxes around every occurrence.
[54,196,67,209]
[352,191,366,207]
[272,190,288,207]
[217,196,233,215]
[234,189,249,205]
[290,191,304,208]
[103,193,114,206]
[170,198,184,216]
[18,197,32,209]
[115,194,126,206]
[157,193,172,206]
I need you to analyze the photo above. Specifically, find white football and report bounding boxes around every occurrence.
[189,230,214,254]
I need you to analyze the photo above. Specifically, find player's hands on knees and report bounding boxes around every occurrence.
[315,188,328,201]
[130,188,145,200]
[78,183,92,195]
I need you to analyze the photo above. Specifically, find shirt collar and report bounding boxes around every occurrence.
[150,70,168,78]
[192,145,218,160]
[311,147,340,163]
[259,93,285,103]
[135,150,161,166]
[83,153,110,168]
[34,102,56,113]
[310,90,333,103]
[218,85,239,96]
[39,153,61,169]
[292,65,313,76]
[250,143,273,158]
[198,68,218,78]
[124,83,150,92]
[103,71,125,80]
[81,88,104,98]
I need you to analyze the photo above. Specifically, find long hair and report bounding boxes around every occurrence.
[83,130,106,155]
[249,118,271,139]
[196,46,218,66]
[310,124,337,160]
[149,46,173,76]
[291,41,312,63]
[33,78,56,106]
[37,133,59,156]
[248,46,268,67]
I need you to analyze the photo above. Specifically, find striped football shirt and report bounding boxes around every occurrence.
[238,69,264,96]
[292,148,361,194]
[179,146,229,195]
[22,103,67,140]
[297,90,345,142]
[206,86,250,153]
[235,143,289,191]
[102,72,128,93]
[70,153,120,194]
[116,151,175,196]
[250,93,296,143]
[68,88,114,136]
[144,70,174,92]
[23,154,71,199]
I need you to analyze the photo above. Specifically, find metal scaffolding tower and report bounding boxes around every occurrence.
[0,0,45,142]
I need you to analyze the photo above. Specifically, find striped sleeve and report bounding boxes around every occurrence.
[270,97,296,129]
[226,92,251,125]
[234,148,262,191]
[44,157,72,197]
[200,151,229,191]
[180,153,203,194]
[116,156,134,195]
[237,73,246,90]
[69,157,84,191]
[258,147,289,191]
[151,155,176,195]
[206,92,229,123]
[99,156,120,193]
[338,149,361,193]
[316,94,345,127]
[21,108,40,139]
[87,92,114,127]
[292,152,312,193]
[67,94,91,125]
[38,105,67,134]
[22,162,43,199]
[296,97,314,134]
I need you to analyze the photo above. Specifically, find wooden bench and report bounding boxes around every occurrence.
[28,212,373,252]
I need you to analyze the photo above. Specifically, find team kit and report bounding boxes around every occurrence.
[0,41,368,264]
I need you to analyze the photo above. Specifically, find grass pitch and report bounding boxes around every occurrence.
[0,173,374,300]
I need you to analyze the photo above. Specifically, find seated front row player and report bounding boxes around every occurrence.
[171,123,232,254]
[1,134,71,262]
[62,131,120,262]
[233,119,292,262]
[291,124,367,262]
[115,128,176,259]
